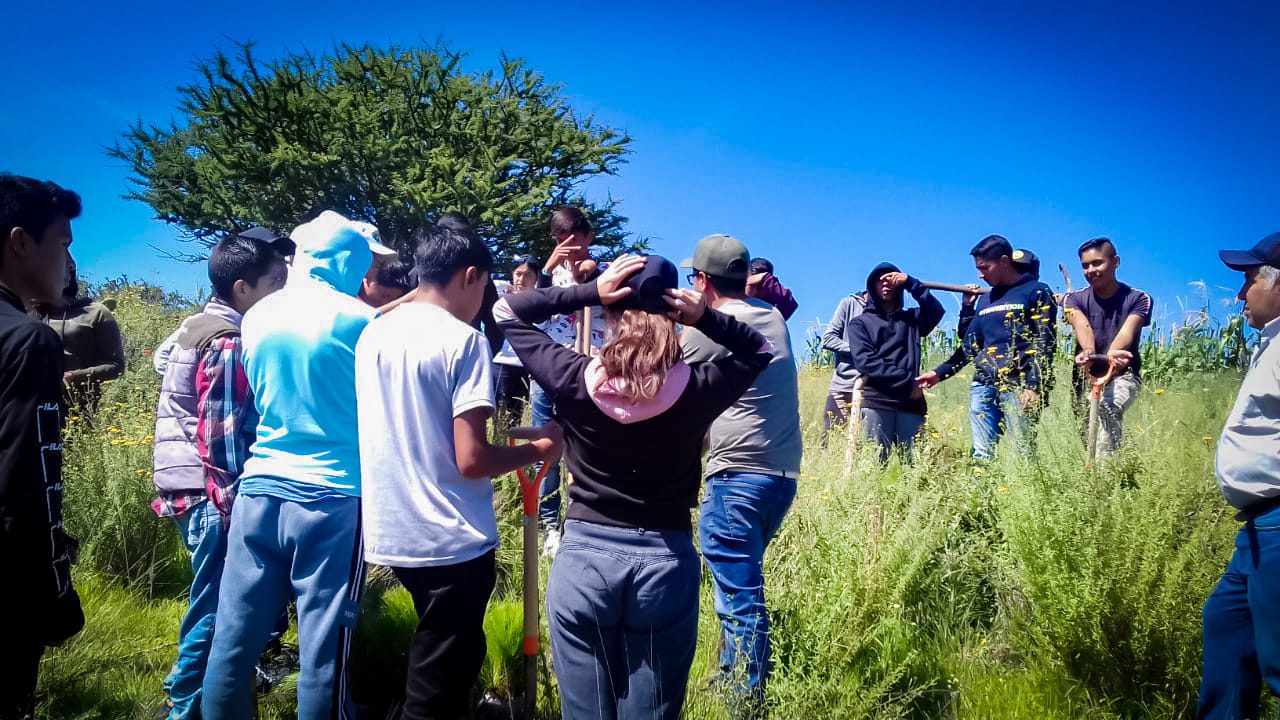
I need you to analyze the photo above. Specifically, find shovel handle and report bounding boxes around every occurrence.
[510,438,552,517]
[918,281,989,295]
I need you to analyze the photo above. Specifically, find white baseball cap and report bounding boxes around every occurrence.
[348,219,397,257]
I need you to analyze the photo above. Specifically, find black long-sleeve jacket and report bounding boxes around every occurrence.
[0,285,82,645]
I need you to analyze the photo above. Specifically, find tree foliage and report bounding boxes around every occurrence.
[110,42,643,264]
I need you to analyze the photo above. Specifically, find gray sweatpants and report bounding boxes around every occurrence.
[860,407,926,461]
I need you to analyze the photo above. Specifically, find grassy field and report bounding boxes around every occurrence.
[40,284,1254,719]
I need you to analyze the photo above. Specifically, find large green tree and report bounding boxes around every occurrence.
[110,42,643,263]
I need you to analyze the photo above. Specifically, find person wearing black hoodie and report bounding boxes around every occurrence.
[917,235,1057,460]
[494,254,771,720]
[848,263,945,460]
[0,175,84,720]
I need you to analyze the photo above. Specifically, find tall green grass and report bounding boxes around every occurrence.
[41,285,1252,718]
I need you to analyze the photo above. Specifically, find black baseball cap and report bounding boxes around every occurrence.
[1220,232,1280,271]
[617,255,678,315]
[1011,248,1040,279]
[234,226,296,258]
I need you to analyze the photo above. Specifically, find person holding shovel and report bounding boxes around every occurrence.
[355,223,562,720]
[494,253,772,720]
[916,235,1057,460]
[1063,238,1152,455]
[1198,232,1280,718]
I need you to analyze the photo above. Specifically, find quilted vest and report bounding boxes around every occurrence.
[152,302,241,495]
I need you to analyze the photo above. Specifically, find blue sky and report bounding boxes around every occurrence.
[4,1,1277,342]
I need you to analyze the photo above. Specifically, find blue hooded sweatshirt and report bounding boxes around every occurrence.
[238,213,377,500]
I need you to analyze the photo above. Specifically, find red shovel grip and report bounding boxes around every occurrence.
[509,437,551,517]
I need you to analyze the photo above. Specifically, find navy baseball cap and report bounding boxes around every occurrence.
[234,226,296,257]
[618,255,678,315]
[1220,232,1280,271]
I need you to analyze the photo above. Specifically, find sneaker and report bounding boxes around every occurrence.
[542,527,561,558]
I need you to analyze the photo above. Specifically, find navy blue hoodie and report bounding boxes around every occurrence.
[933,274,1057,391]
[847,264,945,415]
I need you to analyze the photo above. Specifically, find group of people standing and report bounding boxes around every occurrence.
[818,234,1151,463]
[140,201,805,720]
[3,169,1280,720]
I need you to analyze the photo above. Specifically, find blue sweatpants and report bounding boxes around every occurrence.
[201,493,365,720]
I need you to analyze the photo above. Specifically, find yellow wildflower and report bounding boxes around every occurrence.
[996,486,1008,493]
[973,467,984,475]
[1203,435,1214,443]
[110,439,124,446]
[1153,389,1165,396]
[986,347,998,355]
[107,426,120,434]
[930,433,941,440]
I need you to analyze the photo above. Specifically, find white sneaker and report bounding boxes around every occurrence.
[542,527,561,558]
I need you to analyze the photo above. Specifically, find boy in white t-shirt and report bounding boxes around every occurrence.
[355,223,562,719]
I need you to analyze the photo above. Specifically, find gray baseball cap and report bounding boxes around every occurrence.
[680,234,751,281]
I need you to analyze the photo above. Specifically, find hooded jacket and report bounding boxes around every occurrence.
[847,264,945,415]
[237,215,377,501]
[821,293,869,394]
[494,283,771,531]
[933,273,1057,391]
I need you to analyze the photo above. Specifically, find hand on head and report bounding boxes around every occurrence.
[595,254,645,305]
[880,272,908,289]
[548,234,586,271]
[664,288,706,325]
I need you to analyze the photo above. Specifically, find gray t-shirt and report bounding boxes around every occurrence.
[682,297,802,478]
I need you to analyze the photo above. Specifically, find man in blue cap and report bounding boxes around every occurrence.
[1198,232,1280,719]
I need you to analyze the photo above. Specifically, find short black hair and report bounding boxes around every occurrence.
[0,174,81,268]
[374,258,413,293]
[414,224,494,287]
[970,234,1013,261]
[750,257,774,275]
[551,206,593,237]
[208,235,287,302]
[1078,237,1117,258]
[705,272,747,296]
[436,211,475,235]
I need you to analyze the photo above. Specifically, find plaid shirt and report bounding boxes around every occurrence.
[150,334,257,520]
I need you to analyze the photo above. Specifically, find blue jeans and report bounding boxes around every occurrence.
[202,494,365,720]
[969,382,1039,460]
[547,520,700,720]
[530,381,563,528]
[1197,505,1280,719]
[163,500,225,720]
[699,473,797,698]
